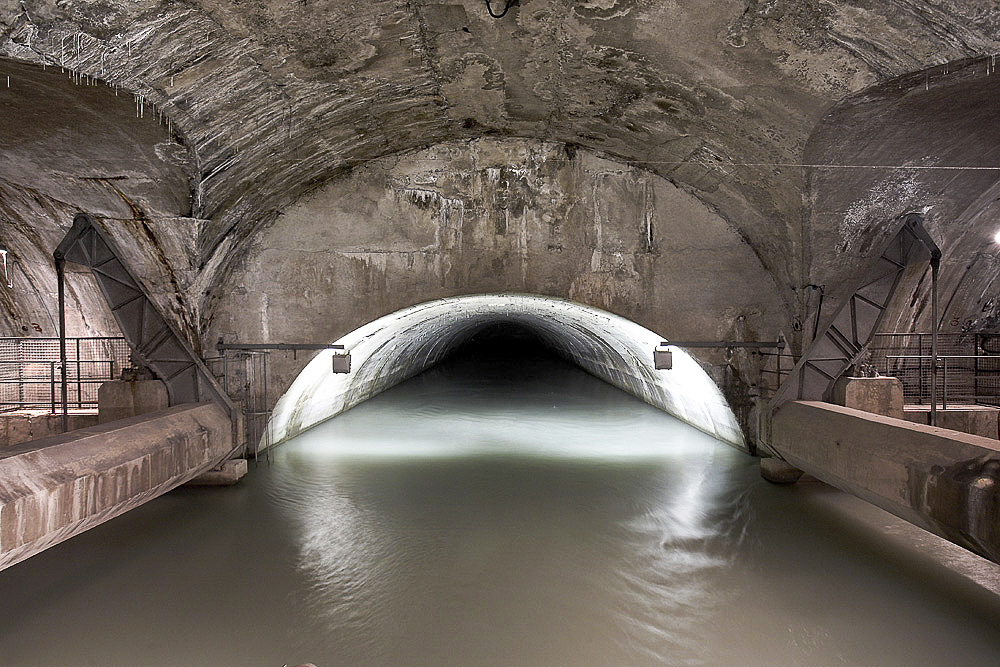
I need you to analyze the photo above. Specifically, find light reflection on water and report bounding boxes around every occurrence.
[0,346,999,666]
[270,356,746,666]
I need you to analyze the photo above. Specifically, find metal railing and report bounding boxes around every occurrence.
[0,337,130,412]
[758,350,797,399]
[882,354,1000,408]
[756,333,1000,407]
[870,333,1000,406]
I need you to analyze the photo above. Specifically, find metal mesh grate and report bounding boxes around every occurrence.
[868,333,1000,406]
[0,337,130,411]
[206,351,271,458]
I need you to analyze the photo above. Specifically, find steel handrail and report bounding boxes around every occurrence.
[882,354,1000,410]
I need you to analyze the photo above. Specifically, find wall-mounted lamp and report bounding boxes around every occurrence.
[654,343,673,370]
[485,0,518,18]
[332,350,351,374]
[993,229,1000,244]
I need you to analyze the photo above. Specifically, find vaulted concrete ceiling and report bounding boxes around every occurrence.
[1,0,998,300]
[806,59,1000,335]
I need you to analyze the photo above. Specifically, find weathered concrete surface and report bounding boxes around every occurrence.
[1,4,998,365]
[211,138,787,414]
[0,3,998,445]
[0,403,232,572]
[0,411,99,449]
[0,59,201,343]
[904,405,1000,440]
[98,379,170,424]
[3,1,996,313]
[770,400,1000,563]
[831,376,904,420]
[184,458,246,486]
[805,58,1000,338]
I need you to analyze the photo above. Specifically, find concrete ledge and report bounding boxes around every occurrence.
[0,403,233,572]
[771,401,1000,563]
[903,405,999,440]
[0,411,100,450]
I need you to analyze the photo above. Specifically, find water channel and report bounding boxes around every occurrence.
[1,338,999,665]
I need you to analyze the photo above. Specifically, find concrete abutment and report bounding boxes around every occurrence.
[0,403,234,572]
[768,400,1000,564]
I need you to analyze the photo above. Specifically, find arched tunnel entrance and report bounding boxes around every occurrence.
[266,294,744,450]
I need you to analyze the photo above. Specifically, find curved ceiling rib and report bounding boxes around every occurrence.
[803,55,1000,335]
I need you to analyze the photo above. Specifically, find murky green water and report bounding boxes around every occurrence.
[1,346,999,666]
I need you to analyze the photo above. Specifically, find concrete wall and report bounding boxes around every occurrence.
[0,60,207,348]
[803,58,1000,339]
[6,1,995,319]
[0,11,997,447]
[903,406,1000,440]
[0,412,100,450]
[209,138,788,411]
[97,380,170,424]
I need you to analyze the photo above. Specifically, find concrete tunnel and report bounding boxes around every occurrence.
[1,4,1000,657]
[266,294,745,449]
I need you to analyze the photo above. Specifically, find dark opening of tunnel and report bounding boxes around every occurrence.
[282,316,721,464]
[375,320,601,415]
[441,321,557,366]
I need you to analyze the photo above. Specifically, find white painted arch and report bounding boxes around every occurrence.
[265,294,745,449]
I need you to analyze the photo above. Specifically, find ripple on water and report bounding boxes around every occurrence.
[0,353,999,666]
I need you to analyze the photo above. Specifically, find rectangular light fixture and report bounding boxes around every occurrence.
[332,352,351,374]
[654,344,672,370]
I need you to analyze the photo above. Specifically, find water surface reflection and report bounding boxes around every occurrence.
[0,344,998,665]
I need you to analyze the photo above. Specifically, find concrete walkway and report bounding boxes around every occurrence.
[0,403,232,572]
[770,400,1000,563]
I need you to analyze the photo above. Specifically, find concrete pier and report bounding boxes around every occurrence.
[760,457,805,484]
[0,403,233,572]
[831,376,904,420]
[769,400,1000,563]
[184,458,248,486]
